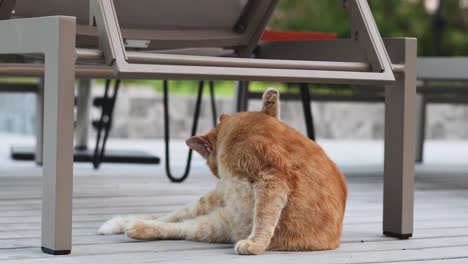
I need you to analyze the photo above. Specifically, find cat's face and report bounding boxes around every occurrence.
[186,88,279,179]
[186,114,230,178]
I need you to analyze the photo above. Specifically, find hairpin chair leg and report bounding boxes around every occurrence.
[235,81,249,112]
[162,80,218,183]
[93,80,110,169]
[209,81,218,127]
[383,38,416,239]
[98,80,120,166]
[93,79,121,169]
[163,80,205,183]
[299,83,316,141]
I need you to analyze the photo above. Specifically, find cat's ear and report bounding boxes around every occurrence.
[219,114,231,123]
[186,136,212,157]
[261,88,280,119]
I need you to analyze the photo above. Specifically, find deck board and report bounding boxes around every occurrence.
[1,139,468,263]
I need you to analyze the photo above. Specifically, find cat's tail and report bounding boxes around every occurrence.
[261,88,280,120]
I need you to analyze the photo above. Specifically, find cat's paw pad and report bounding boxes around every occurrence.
[234,240,266,255]
[262,88,279,104]
[126,220,155,240]
[97,216,126,235]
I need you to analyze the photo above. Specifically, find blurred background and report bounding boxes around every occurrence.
[1,0,468,141]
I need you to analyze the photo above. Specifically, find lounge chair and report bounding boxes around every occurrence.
[0,0,416,254]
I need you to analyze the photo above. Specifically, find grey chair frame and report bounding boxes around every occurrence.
[253,37,417,239]
[0,0,416,255]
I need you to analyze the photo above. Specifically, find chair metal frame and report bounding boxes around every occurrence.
[88,0,396,84]
[0,0,416,255]
[252,37,417,241]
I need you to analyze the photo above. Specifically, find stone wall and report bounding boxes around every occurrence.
[109,86,389,139]
[1,85,468,139]
[0,93,36,135]
[110,86,468,140]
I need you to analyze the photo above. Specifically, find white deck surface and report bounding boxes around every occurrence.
[1,134,468,263]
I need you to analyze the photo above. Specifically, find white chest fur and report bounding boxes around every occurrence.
[216,142,256,241]
[216,171,255,241]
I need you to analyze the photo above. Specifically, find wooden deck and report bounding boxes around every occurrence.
[1,138,468,263]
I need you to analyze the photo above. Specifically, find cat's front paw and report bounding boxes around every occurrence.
[97,216,126,235]
[234,240,267,255]
[126,220,156,240]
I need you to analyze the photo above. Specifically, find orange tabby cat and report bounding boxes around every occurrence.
[98,88,347,255]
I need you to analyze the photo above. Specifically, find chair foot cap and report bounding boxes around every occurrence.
[41,247,71,255]
[384,231,412,239]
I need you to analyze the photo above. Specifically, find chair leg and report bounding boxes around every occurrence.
[0,15,76,255]
[75,78,92,151]
[209,81,218,127]
[415,93,426,163]
[299,83,316,141]
[41,17,76,255]
[235,81,249,112]
[163,80,204,183]
[93,79,112,169]
[383,39,416,239]
[35,78,44,166]
[96,80,121,169]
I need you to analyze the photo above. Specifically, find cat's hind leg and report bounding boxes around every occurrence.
[126,208,231,243]
[97,215,160,235]
[261,88,280,119]
[157,190,223,223]
[98,190,223,235]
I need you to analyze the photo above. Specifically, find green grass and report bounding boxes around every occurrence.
[105,80,353,97]
[2,77,353,96]
[104,80,294,97]
[0,77,38,84]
